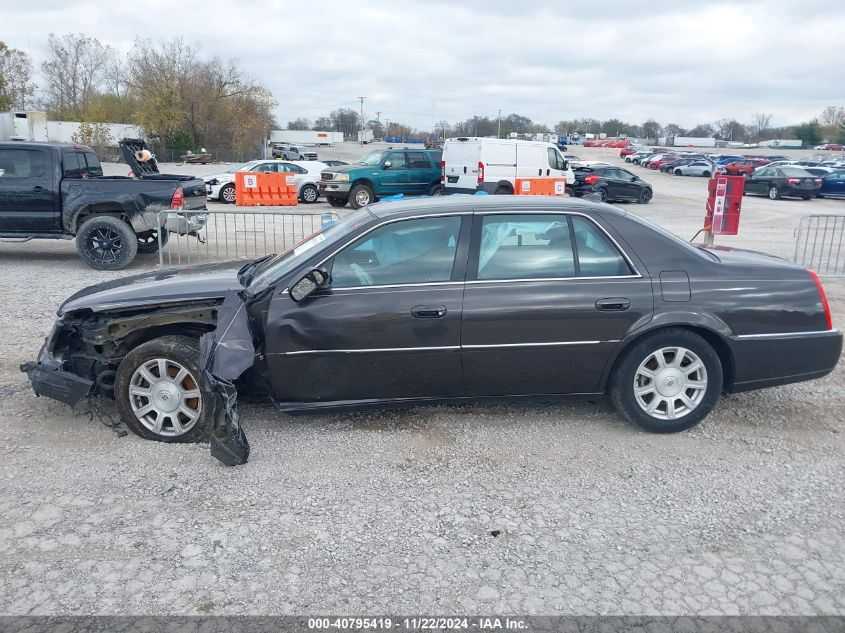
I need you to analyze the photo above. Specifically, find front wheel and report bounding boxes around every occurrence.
[327,196,348,208]
[349,184,375,209]
[674,169,683,176]
[137,230,169,254]
[610,329,722,433]
[638,188,653,204]
[75,216,138,270]
[115,336,210,443]
[219,184,236,204]
[565,185,575,197]
[768,186,781,200]
[300,184,319,204]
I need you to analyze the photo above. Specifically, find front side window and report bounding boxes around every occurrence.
[477,214,575,280]
[331,216,461,287]
[570,216,633,277]
[384,152,407,169]
[0,148,47,179]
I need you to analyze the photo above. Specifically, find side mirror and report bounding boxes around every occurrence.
[290,269,327,302]
[383,161,392,169]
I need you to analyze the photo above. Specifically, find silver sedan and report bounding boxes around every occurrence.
[672,160,715,177]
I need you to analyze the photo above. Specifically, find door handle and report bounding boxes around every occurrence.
[411,305,447,319]
[595,298,630,311]
[32,186,46,192]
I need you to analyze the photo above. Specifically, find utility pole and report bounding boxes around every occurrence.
[497,109,501,139]
[474,115,478,137]
[375,110,382,138]
[357,96,365,144]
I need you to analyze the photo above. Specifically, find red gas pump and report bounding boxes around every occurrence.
[703,175,744,245]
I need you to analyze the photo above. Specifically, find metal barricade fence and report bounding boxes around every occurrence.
[793,214,845,276]
[155,210,339,268]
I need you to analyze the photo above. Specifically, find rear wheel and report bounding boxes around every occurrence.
[703,171,711,178]
[76,216,138,270]
[115,336,210,443]
[493,185,512,195]
[565,185,575,197]
[768,186,781,200]
[597,188,608,202]
[802,195,812,200]
[327,196,348,208]
[300,184,319,204]
[610,328,722,433]
[428,183,442,196]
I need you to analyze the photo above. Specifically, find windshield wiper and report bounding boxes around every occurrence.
[237,254,274,286]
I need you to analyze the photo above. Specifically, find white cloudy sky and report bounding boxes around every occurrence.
[3,0,843,130]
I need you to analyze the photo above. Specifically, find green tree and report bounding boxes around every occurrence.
[792,120,822,147]
[0,42,35,110]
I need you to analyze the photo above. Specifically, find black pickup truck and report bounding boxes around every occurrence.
[0,139,207,269]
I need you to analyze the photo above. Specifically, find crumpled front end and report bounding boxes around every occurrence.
[21,321,94,407]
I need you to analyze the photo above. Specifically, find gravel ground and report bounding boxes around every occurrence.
[0,144,843,615]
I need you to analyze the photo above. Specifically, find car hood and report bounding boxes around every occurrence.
[59,261,244,315]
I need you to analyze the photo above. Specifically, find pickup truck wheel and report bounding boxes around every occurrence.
[76,216,138,270]
[428,184,442,196]
[219,184,236,204]
[115,336,209,443]
[137,230,169,254]
[349,184,374,209]
[300,184,319,204]
[327,196,348,208]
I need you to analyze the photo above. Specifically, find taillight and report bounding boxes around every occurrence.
[787,178,800,184]
[814,178,822,184]
[808,269,833,330]
[477,161,484,183]
[171,186,184,210]
[440,160,445,182]
[584,174,600,184]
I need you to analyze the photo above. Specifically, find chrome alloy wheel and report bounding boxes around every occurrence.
[354,188,371,206]
[128,358,202,437]
[633,347,708,420]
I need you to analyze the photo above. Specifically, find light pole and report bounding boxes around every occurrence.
[357,96,365,144]
[497,109,501,139]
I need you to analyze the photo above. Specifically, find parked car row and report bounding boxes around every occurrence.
[582,138,632,148]
[203,160,328,204]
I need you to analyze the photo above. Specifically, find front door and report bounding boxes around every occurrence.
[461,212,653,396]
[0,147,57,232]
[378,151,409,195]
[264,214,470,405]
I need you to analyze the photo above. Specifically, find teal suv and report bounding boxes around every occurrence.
[317,148,443,209]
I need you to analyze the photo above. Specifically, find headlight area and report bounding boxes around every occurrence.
[332,173,349,182]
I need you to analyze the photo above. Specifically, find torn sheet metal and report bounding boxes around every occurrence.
[199,291,256,466]
[20,340,93,407]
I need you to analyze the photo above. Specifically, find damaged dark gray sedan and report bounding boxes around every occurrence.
[23,197,842,463]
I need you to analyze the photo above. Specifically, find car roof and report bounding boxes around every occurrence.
[366,194,626,220]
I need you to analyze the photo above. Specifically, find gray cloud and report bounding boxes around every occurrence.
[3,0,842,130]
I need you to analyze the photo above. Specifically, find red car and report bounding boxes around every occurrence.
[648,155,683,170]
[620,146,640,158]
[818,144,844,151]
[722,159,770,176]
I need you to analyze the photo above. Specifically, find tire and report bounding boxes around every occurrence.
[625,157,632,163]
[300,184,319,204]
[349,184,375,209]
[493,186,512,195]
[802,196,812,201]
[428,183,442,196]
[75,216,138,270]
[703,171,711,178]
[768,186,781,200]
[596,188,608,202]
[327,196,348,208]
[136,230,169,254]
[565,185,575,197]
[674,169,683,176]
[638,188,653,204]
[219,184,236,204]
[610,328,722,433]
[115,336,210,443]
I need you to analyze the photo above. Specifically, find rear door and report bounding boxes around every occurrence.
[460,210,653,396]
[444,139,480,192]
[0,146,58,232]
[406,150,434,194]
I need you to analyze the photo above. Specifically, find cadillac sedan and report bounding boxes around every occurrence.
[23,197,842,447]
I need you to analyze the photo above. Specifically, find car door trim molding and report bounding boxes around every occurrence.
[733,329,839,340]
[278,340,613,356]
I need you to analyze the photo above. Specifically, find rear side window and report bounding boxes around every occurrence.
[571,216,633,277]
[83,152,103,177]
[477,215,575,280]
[406,152,430,169]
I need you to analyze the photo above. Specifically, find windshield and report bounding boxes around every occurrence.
[356,151,386,166]
[226,161,259,173]
[247,210,374,292]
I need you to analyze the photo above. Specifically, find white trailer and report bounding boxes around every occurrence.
[357,129,374,144]
[0,111,48,141]
[759,139,803,148]
[269,130,344,145]
[672,136,717,147]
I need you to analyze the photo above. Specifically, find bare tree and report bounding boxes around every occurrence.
[752,113,772,139]
[0,42,35,110]
[287,117,312,130]
[41,33,111,119]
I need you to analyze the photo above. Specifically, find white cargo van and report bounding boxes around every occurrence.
[442,137,575,196]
